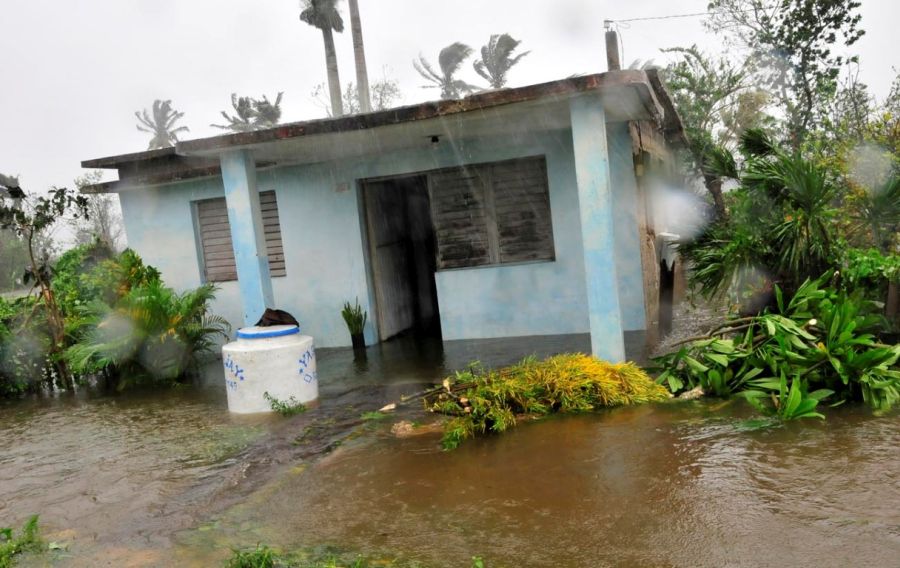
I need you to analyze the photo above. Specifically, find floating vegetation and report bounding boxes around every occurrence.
[425,354,670,449]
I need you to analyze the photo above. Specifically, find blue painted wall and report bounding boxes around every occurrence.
[118,124,644,348]
[608,122,647,331]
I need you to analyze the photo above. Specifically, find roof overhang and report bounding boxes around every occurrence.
[82,71,686,193]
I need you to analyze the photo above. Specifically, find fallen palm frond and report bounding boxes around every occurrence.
[425,354,670,450]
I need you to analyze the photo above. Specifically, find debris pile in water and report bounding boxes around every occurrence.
[425,354,670,449]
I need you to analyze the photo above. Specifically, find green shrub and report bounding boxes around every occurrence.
[52,241,115,316]
[65,281,230,389]
[0,296,48,396]
[0,515,42,568]
[53,245,160,318]
[655,273,900,417]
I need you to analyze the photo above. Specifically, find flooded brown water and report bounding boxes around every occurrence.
[2,336,899,567]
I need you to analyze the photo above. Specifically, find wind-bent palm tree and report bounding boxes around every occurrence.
[414,42,477,100]
[135,100,189,150]
[253,92,284,128]
[300,0,345,117]
[347,0,371,113]
[473,34,530,89]
[211,94,256,132]
[211,93,284,132]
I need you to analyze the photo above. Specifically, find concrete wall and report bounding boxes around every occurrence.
[608,122,647,331]
[119,124,643,347]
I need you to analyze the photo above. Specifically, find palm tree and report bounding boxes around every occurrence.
[211,94,256,132]
[414,42,477,100]
[473,34,530,89]
[212,93,284,132]
[300,0,345,117]
[135,100,189,150]
[253,92,284,128]
[347,0,371,113]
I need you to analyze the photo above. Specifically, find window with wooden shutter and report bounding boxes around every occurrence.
[428,156,554,270]
[195,191,286,282]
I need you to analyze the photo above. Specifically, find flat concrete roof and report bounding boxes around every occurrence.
[81,70,685,192]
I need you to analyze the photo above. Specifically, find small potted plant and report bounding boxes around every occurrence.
[341,298,367,355]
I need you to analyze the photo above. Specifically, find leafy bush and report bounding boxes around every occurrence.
[65,281,229,389]
[842,248,900,288]
[655,274,900,418]
[53,244,160,318]
[427,354,670,449]
[51,240,115,316]
[0,296,50,396]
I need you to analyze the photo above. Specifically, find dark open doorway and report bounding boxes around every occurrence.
[362,174,441,341]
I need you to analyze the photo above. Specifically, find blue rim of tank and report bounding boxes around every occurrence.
[236,325,300,339]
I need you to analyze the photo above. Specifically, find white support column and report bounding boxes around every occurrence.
[570,95,626,362]
[219,149,274,326]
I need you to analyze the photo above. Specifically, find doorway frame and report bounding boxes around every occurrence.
[359,172,438,341]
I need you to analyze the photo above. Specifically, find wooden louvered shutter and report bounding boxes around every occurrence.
[491,157,555,263]
[428,166,494,269]
[196,191,286,282]
[196,197,237,282]
[259,191,286,277]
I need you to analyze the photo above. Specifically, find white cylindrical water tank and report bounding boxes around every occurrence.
[221,325,318,414]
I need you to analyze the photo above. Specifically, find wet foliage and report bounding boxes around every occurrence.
[65,280,229,389]
[264,392,308,417]
[426,354,670,449]
[655,274,900,419]
[0,515,42,568]
[0,243,229,396]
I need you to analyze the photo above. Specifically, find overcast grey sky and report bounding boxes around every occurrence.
[1,0,897,195]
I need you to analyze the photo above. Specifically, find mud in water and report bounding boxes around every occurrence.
[176,399,900,568]
[1,337,899,567]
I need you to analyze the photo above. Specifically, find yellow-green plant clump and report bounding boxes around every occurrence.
[426,354,670,449]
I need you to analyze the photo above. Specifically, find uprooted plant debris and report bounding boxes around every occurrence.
[423,353,670,449]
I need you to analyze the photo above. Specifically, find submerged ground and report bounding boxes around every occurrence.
[2,336,898,567]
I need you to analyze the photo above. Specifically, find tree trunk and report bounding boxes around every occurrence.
[348,0,371,113]
[703,175,728,220]
[887,280,899,326]
[322,27,344,117]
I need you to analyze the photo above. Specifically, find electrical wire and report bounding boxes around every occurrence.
[608,11,711,24]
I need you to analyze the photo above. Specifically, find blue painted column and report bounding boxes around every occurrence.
[569,96,626,361]
[220,150,274,326]
[608,122,647,331]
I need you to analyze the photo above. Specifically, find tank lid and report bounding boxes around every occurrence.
[236,325,300,340]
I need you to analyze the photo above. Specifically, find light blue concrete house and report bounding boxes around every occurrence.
[82,71,686,362]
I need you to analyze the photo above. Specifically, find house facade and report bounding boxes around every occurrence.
[82,71,686,362]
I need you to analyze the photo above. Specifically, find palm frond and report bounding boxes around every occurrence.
[739,127,777,157]
[704,145,739,179]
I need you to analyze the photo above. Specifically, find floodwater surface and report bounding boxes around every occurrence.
[180,401,900,567]
[1,337,898,567]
